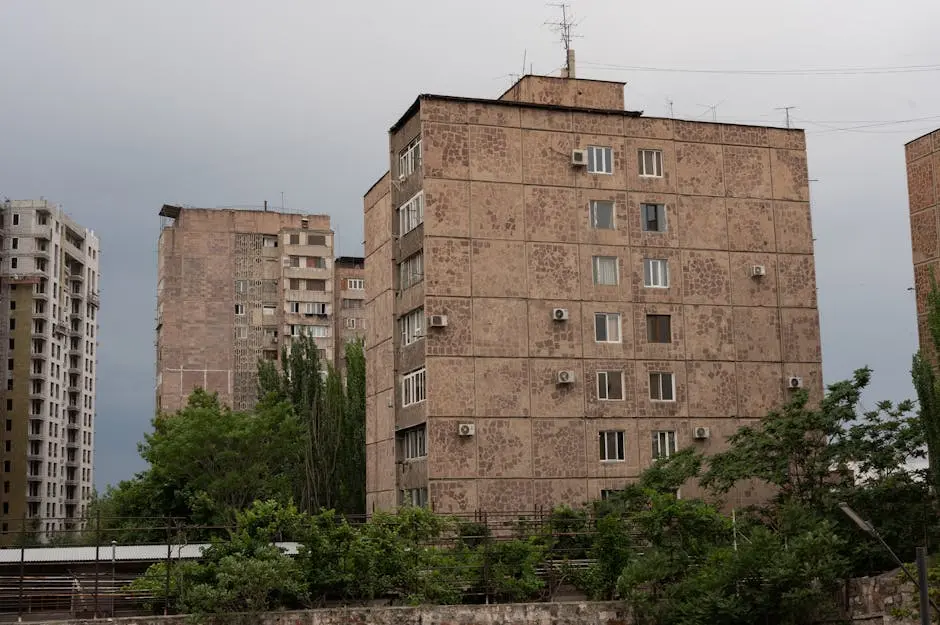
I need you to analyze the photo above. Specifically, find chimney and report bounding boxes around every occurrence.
[561,49,577,78]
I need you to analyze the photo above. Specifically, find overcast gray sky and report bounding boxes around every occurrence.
[1,0,938,488]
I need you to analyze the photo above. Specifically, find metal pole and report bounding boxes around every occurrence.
[93,510,100,618]
[17,518,24,622]
[918,547,931,625]
[164,520,171,615]
[111,540,116,617]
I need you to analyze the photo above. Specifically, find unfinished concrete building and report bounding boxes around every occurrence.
[156,206,333,413]
[0,199,99,541]
[364,67,820,514]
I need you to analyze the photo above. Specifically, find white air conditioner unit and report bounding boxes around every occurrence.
[693,426,711,440]
[429,315,448,328]
[458,423,475,437]
[556,370,575,384]
[751,265,767,277]
[571,149,588,166]
[552,308,569,321]
[788,376,804,389]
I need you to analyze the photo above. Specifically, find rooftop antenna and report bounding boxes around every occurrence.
[775,106,796,129]
[546,3,582,77]
[666,98,675,119]
[697,101,723,122]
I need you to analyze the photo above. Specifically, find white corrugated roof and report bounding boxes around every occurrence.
[0,542,300,564]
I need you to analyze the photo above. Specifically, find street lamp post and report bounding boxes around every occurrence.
[839,502,938,625]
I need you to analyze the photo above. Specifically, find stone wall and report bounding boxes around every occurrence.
[50,602,631,625]
[841,569,924,625]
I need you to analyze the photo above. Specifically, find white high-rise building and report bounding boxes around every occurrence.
[0,199,99,541]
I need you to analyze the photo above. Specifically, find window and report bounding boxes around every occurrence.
[597,370,624,401]
[342,298,363,309]
[594,313,621,343]
[400,487,428,507]
[600,489,623,500]
[10,239,17,250]
[643,259,669,288]
[345,317,358,329]
[289,278,301,291]
[305,302,327,316]
[649,372,675,401]
[10,258,16,269]
[642,203,666,232]
[402,367,427,407]
[652,430,677,460]
[289,234,300,245]
[234,280,248,294]
[234,304,245,316]
[638,149,664,177]
[590,200,615,229]
[235,326,248,340]
[587,146,613,174]
[289,255,301,267]
[347,279,364,290]
[12,214,18,226]
[599,430,625,461]
[262,304,276,316]
[289,302,300,314]
[262,236,278,248]
[400,252,424,290]
[307,234,325,246]
[400,308,425,346]
[399,136,422,179]
[307,325,329,338]
[401,425,427,460]
[398,191,425,235]
[305,279,326,291]
[592,256,619,286]
[646,315,672,343]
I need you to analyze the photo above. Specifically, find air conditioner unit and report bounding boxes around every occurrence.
[556,370,575,384]
[788,376,804,389]
[552,308,569,321]
[571,149,588,166]
[693,426,711,440]
[751,265,767,277]
[458,423,475,437]
[429,315,448,328]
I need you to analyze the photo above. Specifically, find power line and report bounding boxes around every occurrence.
[796,114,940,134]
[580,60,940,76]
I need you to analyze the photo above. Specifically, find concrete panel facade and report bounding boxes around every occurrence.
[907,129,940,358]
[365,75,821,515]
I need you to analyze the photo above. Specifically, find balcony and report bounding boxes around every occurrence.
[26,450,43,461]
[88,291,100,307]
[65,457,79,467]
[65,440,79,449]
[25,493,42,503]
[53,322,68,336]
[69,272,84,283]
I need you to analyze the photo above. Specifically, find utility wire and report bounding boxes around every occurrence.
[580,60,940,76]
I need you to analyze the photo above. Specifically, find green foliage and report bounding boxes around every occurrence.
[913,270,940,500]
[479,538,546,602]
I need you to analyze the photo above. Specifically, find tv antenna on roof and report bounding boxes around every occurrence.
[546,3,582,77]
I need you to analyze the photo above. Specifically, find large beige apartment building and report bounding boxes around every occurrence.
[364,72,821,514]
[906,129,940,353]
[0,199,99,539]
[156,206,334,413]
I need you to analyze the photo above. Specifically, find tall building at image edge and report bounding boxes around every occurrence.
[0,200,99,541]
[363,65,821,514]
[156,205,348,414]
[905,129,940,355]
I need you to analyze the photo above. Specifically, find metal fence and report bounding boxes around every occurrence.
[0,509,613,620]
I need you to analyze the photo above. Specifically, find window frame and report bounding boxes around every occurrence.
[652,430,678,460]
[347,278,364,290]
[597,370,625,401]
[400,308,425,346]
[643,258,669,288]
[398,191,425,236]
[587,145,613,175]
[599,430,625,462]
[234,304,246,316]
[649,372,676,402]
[401,367,427,407]
[592,256,619,286]
[638,149,664,178]
[401,425,427,460]
[400,252,424,290]
[646,314,672,343]
[594,312,622,343]
[589,200,616,229]
[399,136,422,179]
[641,203,667,232]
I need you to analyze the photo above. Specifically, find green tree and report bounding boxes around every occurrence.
[257,336,365,515]
[912,273,940,499]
